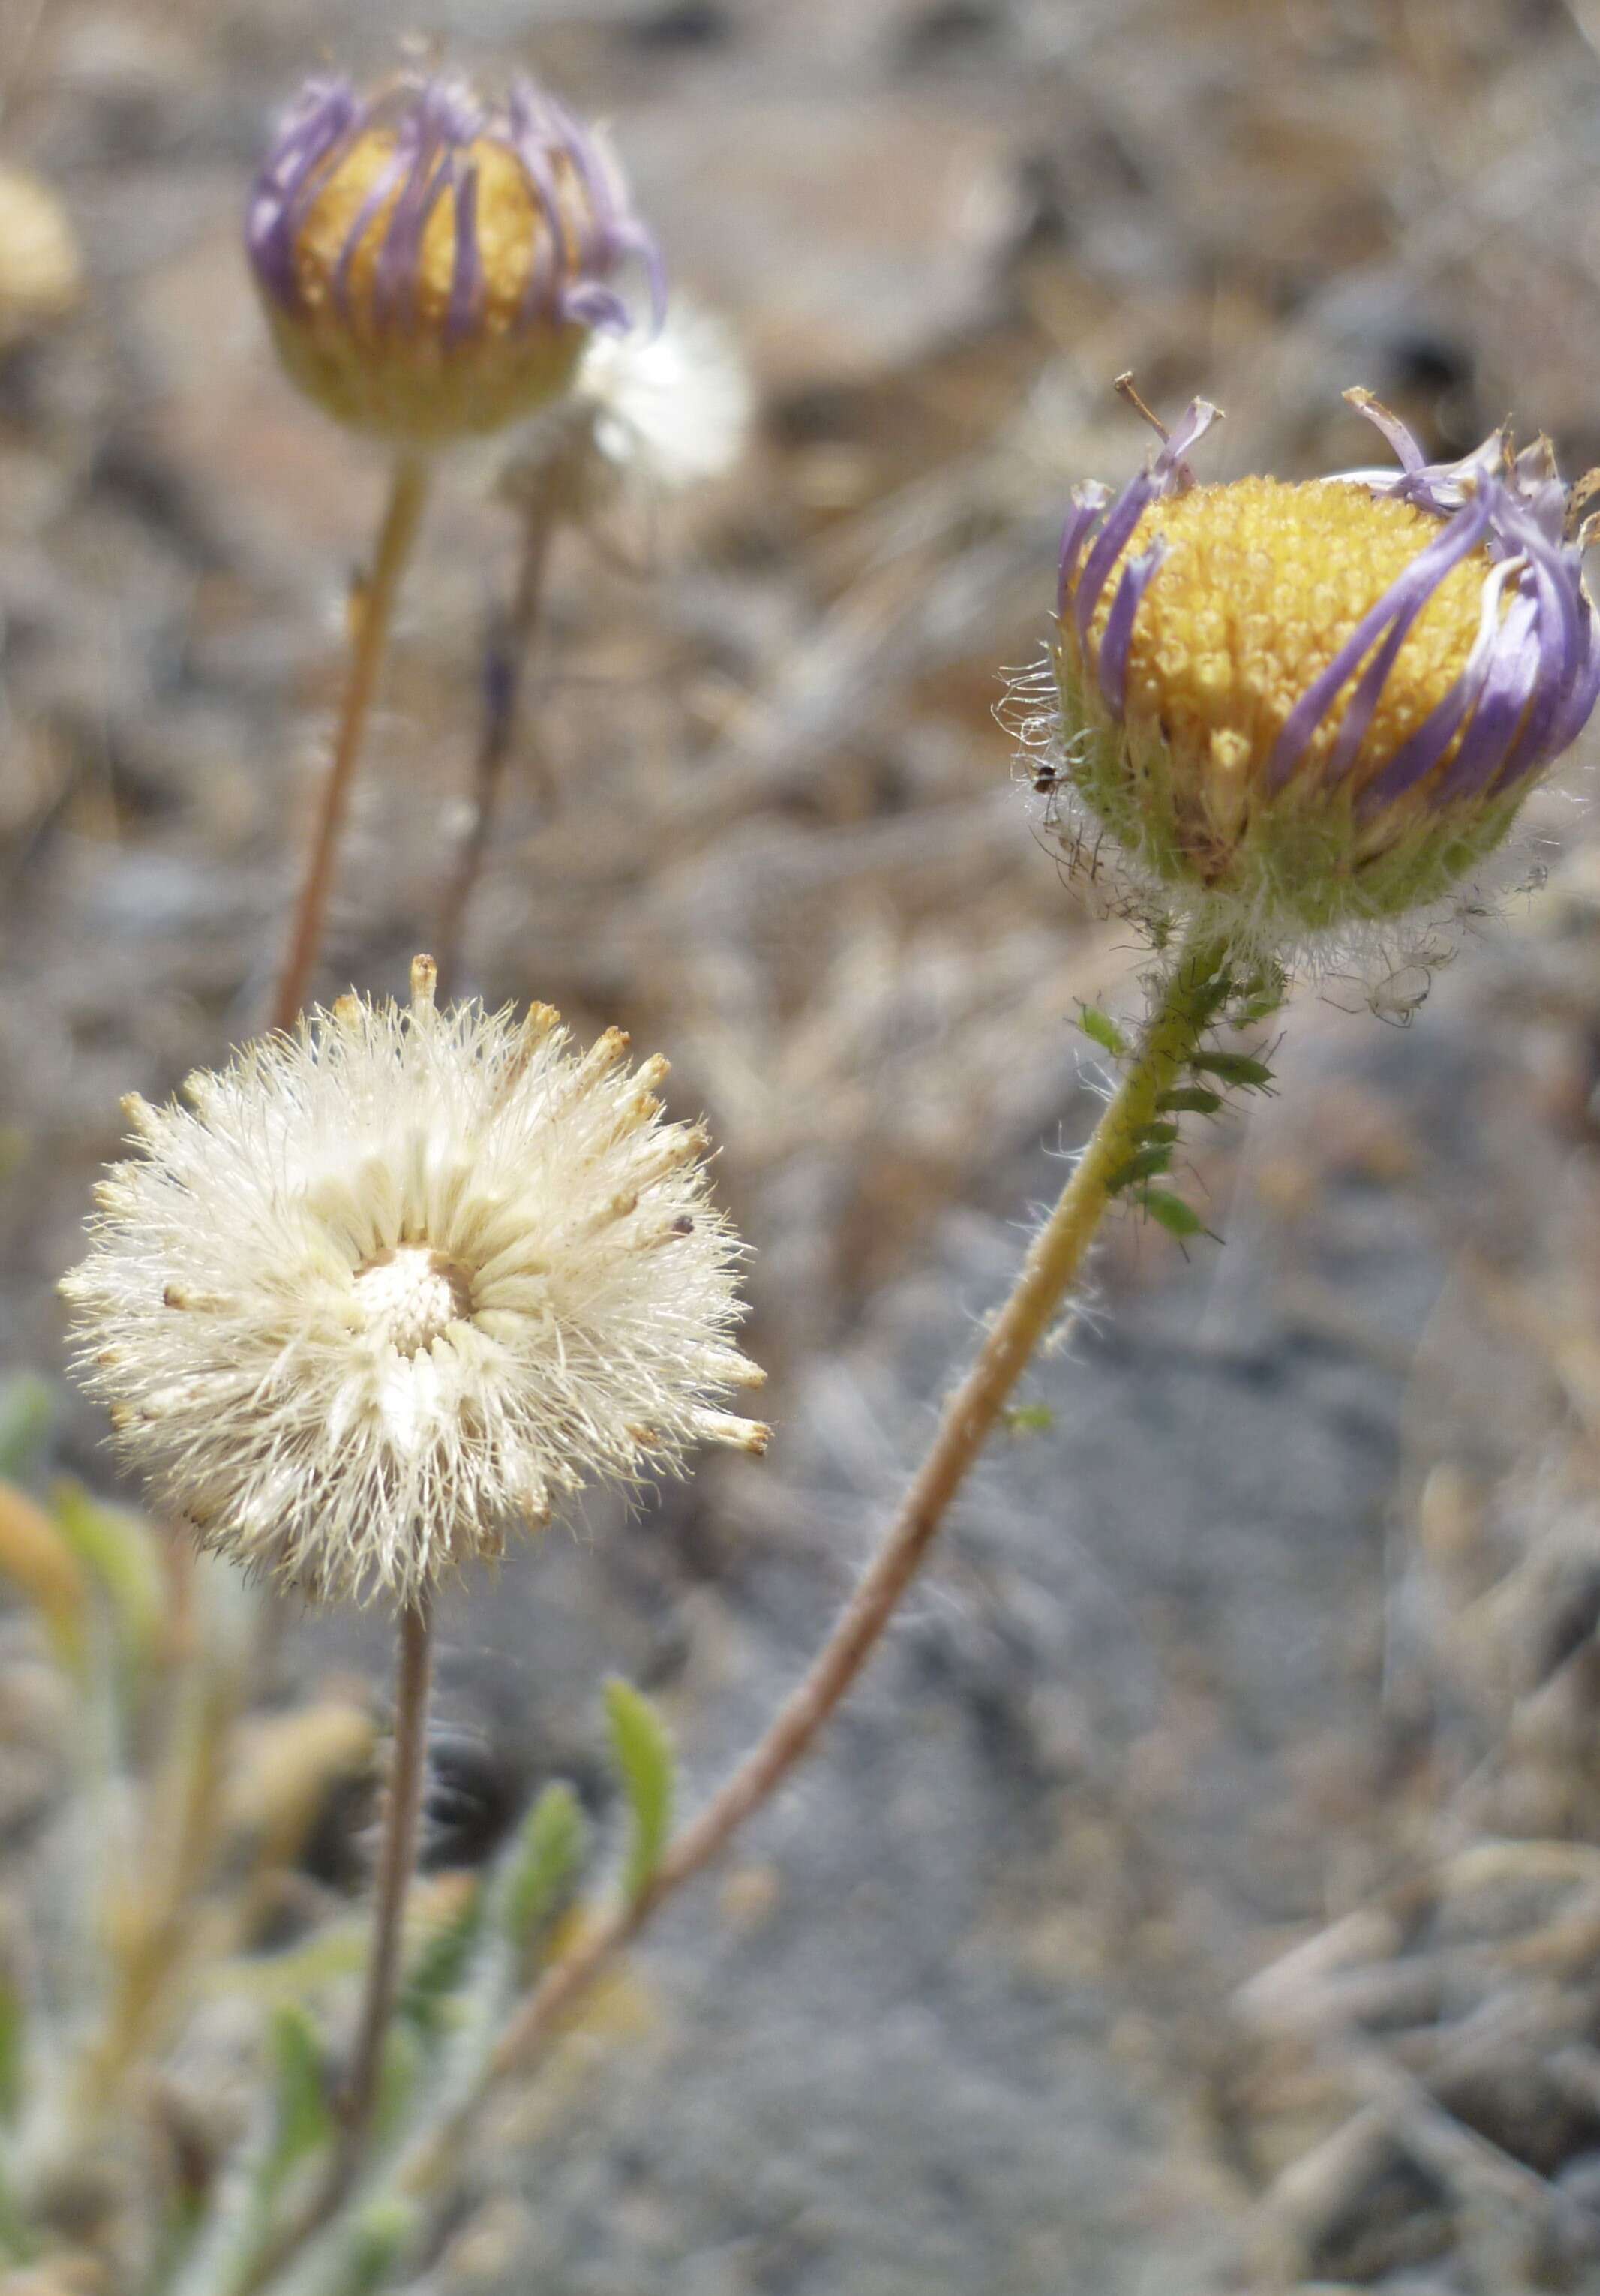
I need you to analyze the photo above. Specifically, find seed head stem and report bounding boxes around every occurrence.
[270,453,431,1033]
[335,1594,434,2186]
[434,491,558,999]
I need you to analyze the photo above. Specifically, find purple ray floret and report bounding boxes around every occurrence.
[1058,389,1600,816]
[246,67,664,346]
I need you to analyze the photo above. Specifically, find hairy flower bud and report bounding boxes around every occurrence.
[247,70,662,445]
[1040,390,1600,948]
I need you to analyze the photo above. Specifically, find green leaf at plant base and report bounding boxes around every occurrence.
[0,1480,89,1675]
[398,1882,484,2045]
[0,1376,55,1483]
[503,1781,588,1950]
[0,1969,25,2126]
[267,2003,334,2180]
[603,1680,675,1907]
[50,1479,164,1671]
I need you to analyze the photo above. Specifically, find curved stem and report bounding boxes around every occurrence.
[397,924,1235,2195]
[269,453,431,1035]
[433,494,558,1000]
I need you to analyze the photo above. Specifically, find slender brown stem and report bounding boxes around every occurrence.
[335,1595,434,2183]
[269,453,431,1034]
[393,926,1235,2199]
[221,1598,434,2296]
[433,496,558,999]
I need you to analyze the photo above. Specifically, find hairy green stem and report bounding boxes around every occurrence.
[270,454,431,1034]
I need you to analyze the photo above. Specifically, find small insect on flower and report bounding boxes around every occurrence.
[1040,384,1600,952]
[62,960,767,1608]
[247,68,663,444]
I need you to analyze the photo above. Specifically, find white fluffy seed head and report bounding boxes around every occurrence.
[61,968,768,1606]
[499,298,753,522]
[574,300,753,491]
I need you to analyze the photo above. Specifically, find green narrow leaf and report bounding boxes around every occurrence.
[50,1480,164,1669]
[1157,1086,1223,1116]
[1106,1144,1174,1193]
[267,2004,334,2175]
[503,1781,587,1949]
[0,1973,24,2125]
[604,1680,675,1907]
[1190,1050,1275,1091]
[323,2199,417,2296]
[0,1378,55,1484]
[398,1882,484,2045]
[1078,1005,1127,1059]
[1143,1189,1211,1240]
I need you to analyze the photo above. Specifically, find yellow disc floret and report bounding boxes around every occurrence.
[1088,478,1490,821]
[291,134,567,343]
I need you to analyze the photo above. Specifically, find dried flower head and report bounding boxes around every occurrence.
[1034,388,1600,952]
[62,960,766,1606]
[247,69,662,444]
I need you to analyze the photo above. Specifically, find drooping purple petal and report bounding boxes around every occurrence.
[1097,540,1169,717]
[1496,534,1581,778]
[1346,389,1510,522]
[1073,401,1221,658]
[1539,609,1600,772]
[608,215,668,333]
[247,78,362,310]
[331,127,416,320]
[1056,482,1110,620]
[1319,487,1499,786]
[1354,556,1520,818]
[445,161,482,344]
[559,280,631,330]
[1343,389,1427,477]
[249,67,662,350]
[1424,588,1543,804]
[1265,487,1493,793]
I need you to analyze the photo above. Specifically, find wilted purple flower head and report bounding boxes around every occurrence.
[1042,387,1600,946]
[247,69,663,445]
